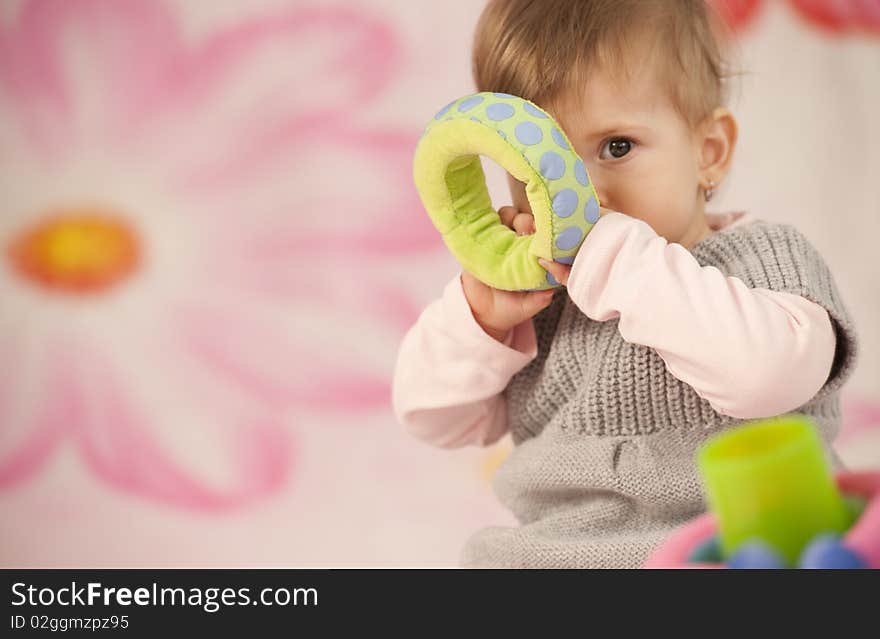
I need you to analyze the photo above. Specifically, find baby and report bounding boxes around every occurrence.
[392,0,859,568]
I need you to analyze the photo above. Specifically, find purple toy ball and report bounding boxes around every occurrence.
[798,534,868,569]
[726,541,787,569]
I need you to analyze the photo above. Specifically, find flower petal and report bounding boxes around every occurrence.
[188,122,441,260]
[72,335,293,512]
[0,330,69,487]
[171,298,394,414]
[709,0,765,33]
[124,4,403,174]
[788,0,880,35]
[0,0,183,160]
[0,1,402,163]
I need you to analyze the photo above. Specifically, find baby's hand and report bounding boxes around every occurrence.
[460,205,552,343]
[538,258,572,286]
[499,205,535,236]
[500,203,572,286]
[461,270,554,343]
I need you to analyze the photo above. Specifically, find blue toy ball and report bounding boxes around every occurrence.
[798,534,867,569]
[727,541,787,569]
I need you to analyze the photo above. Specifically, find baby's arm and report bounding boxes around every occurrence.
[557,213,836,419]
[391,273,538,448]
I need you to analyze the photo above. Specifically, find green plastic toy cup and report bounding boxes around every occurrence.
[697,414,850,566]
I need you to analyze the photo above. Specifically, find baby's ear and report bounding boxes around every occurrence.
[505,173,533,214]
[699,107,738,181]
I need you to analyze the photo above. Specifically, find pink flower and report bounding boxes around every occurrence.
[0,0,437,510]
[711,0,880,35]
[709,0,765,32]
[788,0,880,35]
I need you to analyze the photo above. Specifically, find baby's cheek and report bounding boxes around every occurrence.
[614,184,689,239]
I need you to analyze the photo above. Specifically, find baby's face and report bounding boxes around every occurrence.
[507,62,710,247]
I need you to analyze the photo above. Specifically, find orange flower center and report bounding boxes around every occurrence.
[7,209,141,294]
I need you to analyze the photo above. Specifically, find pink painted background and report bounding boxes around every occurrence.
[0,0,877,567]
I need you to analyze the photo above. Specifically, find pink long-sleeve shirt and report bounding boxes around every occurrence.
[391,211,836,449]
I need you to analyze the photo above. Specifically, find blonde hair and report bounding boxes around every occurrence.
[472,0,737,127]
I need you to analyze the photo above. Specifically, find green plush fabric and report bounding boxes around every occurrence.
[413,92,601,291]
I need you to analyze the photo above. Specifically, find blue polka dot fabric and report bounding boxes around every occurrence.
[555,226,583,251]
[515,121,543,145]
[523,102,549,119]
[552,188,578,218]
[457,95,485,112]
[487,103,515,121]
[551,127,570,150]
[540,152,565,180]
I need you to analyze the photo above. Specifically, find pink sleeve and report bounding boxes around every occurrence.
[565,213,836,419]
[391,273,538,448]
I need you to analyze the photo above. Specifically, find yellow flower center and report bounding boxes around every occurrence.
[7,209,141,294]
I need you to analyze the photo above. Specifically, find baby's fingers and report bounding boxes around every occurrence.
[512,213,536,236]
[498,206,518,229]
[538,258,572,286]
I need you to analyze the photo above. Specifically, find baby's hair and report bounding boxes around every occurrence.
[472,0,740,127]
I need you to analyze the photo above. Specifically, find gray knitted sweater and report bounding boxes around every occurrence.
[460,220,858,569]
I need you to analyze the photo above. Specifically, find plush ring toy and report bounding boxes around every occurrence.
[413,92,601,291]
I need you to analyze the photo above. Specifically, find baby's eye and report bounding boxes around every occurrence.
[599,137,634,160]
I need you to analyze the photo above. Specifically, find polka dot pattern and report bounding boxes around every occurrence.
[584,196,600,223]
[523,102,549,119]
[555,226,583,251]
[552,189,578,218]
[418,91,602,290]
[434,101,455,120]
[487,103,515,121]
[540,152,565,180]
[458,95,484,112]
[515,121,543,145]
[551,128,570,150]
[574,160,589,186]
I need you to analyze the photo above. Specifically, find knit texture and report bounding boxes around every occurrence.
[459,220,859,569]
